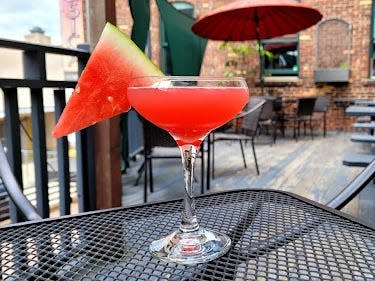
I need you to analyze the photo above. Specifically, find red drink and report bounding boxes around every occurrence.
[128,86,249,146]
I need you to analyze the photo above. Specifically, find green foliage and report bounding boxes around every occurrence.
[256,44,274,61]
[219,42,255,78]
[219,41,274,80]
[339,61,349,69]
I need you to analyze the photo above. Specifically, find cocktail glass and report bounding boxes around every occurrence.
[128,76,249,264]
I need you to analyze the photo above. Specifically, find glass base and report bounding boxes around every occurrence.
[150,228,231,265]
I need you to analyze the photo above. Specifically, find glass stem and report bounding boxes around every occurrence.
[179,144,199,233]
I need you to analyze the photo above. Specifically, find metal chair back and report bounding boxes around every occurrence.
[241,97,266,136]
[0,141,41,221]
[314,95,329,113]
[259,97,275,121]
[140,115,205,202]
[142,118,177,153]
[296,97,317,117]
[327,159,375,210]
[273,96,283,112]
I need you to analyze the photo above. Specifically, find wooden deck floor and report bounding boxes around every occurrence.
[122,130,375,225]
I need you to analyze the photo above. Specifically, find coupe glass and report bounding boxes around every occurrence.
[128,76,249,264]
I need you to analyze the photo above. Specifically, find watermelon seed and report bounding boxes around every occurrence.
[107,96,114,103]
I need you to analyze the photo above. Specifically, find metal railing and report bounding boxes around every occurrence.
[0,38,96,223]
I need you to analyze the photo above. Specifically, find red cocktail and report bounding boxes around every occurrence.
[128,76,249,264]
[129,86,248,146]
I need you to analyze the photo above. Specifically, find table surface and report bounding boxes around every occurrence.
[354,100,375,106]
[1,189,374,280]
[346,105,375,116]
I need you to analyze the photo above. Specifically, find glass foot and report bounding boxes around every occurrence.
[150,228,231,265]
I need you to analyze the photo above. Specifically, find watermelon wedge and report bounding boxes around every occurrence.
[52,22,163,138]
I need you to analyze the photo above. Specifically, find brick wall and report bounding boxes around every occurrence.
[115,0,375,132]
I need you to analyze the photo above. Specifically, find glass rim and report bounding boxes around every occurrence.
[129,75,247,82]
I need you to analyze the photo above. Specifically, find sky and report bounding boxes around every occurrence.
[0,0,61,45]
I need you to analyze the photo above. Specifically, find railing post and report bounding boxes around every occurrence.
[76,129,96,212]
[53,89,71,215]
[23,49,49,218]
[2,87,24,223]
[30,88,49,218]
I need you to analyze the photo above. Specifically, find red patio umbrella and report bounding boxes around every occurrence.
[192,0,323,93]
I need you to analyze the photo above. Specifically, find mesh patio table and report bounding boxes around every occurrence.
[0,189,374,280]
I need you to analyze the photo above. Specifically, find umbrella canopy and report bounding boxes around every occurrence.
[191,0,322,41]
[192,0,322,94]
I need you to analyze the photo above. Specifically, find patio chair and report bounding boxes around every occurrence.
[141,117,205,203]
[312,95,330,136]
[285,97,317,141]
[272,96,287,139]
[327,158,375,210]
[211,97,266,177]
[258,96,277,143]
[0,141,41,221]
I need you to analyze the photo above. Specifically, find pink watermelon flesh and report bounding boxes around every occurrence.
[52,22,163,138]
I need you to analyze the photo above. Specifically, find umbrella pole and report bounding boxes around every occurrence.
[258,39,264,95]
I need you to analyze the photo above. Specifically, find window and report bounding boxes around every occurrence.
[314,18,350,83]
[261,35,299,77]
[317,19,350,70]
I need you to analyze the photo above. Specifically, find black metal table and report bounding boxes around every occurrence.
[1,189,374,280]
[354,100,375,107]
[346,105,375,117]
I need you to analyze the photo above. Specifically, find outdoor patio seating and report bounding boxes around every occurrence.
[211,97,266,177]
[272,96,287,139]
[312,95,330,136]
[257,96,288,142]
[284,97,317,141]
[140,117,205,203]
[258,96,277,143]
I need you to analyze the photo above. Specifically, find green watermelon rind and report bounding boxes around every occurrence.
[103,23,163,76]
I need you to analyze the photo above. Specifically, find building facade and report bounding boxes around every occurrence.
[114,0,375,132]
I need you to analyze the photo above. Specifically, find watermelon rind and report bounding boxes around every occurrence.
[103,23,163,76]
